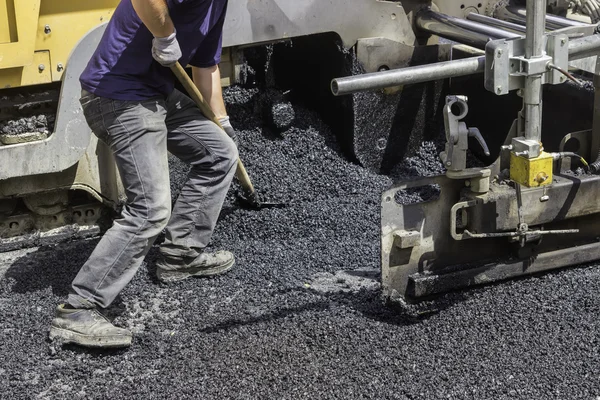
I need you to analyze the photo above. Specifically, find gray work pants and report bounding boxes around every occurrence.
[68,89,238,309]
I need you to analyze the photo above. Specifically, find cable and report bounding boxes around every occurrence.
[554,151,589,169]
[547,63,584,87]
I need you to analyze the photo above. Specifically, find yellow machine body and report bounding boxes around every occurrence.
[0,0,118,89]
[510,151,554,188]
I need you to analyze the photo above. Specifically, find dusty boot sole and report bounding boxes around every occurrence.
[49,326,132,348]
[156,259,235,283]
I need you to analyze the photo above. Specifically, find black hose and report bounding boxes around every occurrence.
[589,149,600,173]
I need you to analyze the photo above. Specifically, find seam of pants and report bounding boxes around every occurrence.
[170,125,218,159]
[170,126,219,248]
[92,101,152,295]
[98,99,110,145]
[75,100,112,306]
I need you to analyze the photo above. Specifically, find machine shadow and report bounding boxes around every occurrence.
[4,240,100,297]
[3,241,140,354]
[198,282,470,335]
[3,239,158,308]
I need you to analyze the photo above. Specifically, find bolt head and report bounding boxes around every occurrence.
[535,172,549,184]
[44,25,51,34]
[518,223,528,232]
[38,64,45,72]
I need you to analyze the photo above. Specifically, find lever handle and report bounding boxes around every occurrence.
[468,128,490,156]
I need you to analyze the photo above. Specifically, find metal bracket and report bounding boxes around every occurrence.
[485,33,570,95]
[502,137,542,159]
[511,54,554,76]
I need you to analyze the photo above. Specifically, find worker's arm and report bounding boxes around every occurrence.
[131,0,181,66]
[192,65,237,142]
[192,65,226,118]
[131,0,174,37]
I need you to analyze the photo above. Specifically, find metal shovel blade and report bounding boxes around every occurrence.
[237,190,286,210]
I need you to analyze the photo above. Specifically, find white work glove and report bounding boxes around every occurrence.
[152,29,182,67]
[575,0,600,23]
[219,116,238,145]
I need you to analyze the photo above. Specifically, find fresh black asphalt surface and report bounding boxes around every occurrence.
[1,85,600,400]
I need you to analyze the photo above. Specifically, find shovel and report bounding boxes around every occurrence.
[170,62,285,210]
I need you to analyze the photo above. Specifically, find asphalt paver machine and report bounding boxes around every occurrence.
[2,1,600,302]
[332,0,600,301]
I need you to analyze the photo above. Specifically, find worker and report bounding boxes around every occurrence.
[48,0,238,348]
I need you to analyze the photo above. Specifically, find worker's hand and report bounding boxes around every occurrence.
[575,0,600,23]
[152,29,182,67]
[219,116,238,145]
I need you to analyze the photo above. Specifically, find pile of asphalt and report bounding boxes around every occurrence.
[0,90,58,138]
[0,114,54,136]
[2,84,600,399]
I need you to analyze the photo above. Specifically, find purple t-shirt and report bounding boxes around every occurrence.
[80,0,228,100]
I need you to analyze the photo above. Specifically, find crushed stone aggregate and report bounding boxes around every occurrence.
[1,82,600,400]
[0,114,54,136]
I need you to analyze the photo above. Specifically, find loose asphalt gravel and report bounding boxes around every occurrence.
[1,80,600,400]
[0,114,54,136]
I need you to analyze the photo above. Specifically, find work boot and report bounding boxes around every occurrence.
[155,250,235,282]
[49,305,132,348]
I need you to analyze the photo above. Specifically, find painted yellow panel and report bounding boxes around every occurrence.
[36,1,118,81]
[0,1,12,44]
[0,67,25,89]
[0,0,233,88]
[0,0,41,68]
[0,0,18,44]
[0,51,51,88]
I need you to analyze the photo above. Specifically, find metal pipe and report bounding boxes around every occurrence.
[495,5,589,29]
[525,0,546,59]
[331,34,600,96]
[545,12,589,28]
[523,0,546,142]
[569,33,600,59]
[415,9,520,49]
[331,57,486,96]
[466,12,527,34]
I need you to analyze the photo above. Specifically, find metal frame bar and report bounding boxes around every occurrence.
[523,0,547,141]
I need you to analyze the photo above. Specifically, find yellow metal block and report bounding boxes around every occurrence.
[510,151,554,188]
[0,0,41,69]
[0,0,17,44]
[0,51,52,88]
